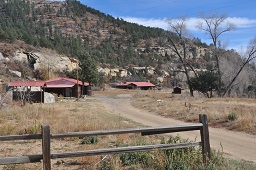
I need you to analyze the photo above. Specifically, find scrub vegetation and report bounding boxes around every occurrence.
[0,94,255,169]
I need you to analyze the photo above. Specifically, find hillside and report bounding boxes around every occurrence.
[0,1,207,75]
[0,0,181,66]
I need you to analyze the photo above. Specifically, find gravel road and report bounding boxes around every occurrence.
[94,93,256,163]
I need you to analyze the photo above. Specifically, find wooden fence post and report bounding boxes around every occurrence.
[41,125,51,170]
[199,114,211,162]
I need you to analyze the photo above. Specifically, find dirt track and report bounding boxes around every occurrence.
[94,93,256,163]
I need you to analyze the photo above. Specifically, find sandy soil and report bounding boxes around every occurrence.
[94,93,256,163]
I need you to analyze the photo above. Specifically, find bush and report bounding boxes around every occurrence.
[120,151,152,166]
[228,113,238,121]
[161,135,201,170]
[80,136,99,144]
[97,161,112,170]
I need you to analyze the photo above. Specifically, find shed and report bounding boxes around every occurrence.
[8,80,45,103]
[173,87,182,94]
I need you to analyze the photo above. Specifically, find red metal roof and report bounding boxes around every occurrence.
[128,82,155,87]
[45,77,89,88]
[116,82,155,87]
[9,80,45,87]
[9,77,89,88]
[44,84,74,88]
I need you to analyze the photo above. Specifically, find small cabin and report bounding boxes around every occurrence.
[173,87,182,94]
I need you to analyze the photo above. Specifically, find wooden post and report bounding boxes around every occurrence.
[76,61,79,100]
[41,125,51,170]
[199,114,211,162]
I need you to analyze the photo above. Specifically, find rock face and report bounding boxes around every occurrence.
[1,44,209,86]
[33,51,77,72]
[9,70,22,77]
[97,67,128,77]
[8,49,78,72]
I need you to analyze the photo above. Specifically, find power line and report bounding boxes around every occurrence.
[121,0,181,16]
[188,0,256,17]
[123,0,255,18]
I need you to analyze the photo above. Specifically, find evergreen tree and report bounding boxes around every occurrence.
[190,71,218,98]
[78,51,99,86]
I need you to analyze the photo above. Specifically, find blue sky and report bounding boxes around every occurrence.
[78,0,256,51]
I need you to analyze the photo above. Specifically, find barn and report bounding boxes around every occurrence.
[116,82,155,90]
[44,77,90,97]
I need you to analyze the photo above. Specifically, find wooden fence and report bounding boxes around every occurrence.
[0,114,210,170]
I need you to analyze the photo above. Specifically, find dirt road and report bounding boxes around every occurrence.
[94,93,256,163]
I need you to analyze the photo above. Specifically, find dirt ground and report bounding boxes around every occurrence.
[1,90,256,169]
[94,92,256,164]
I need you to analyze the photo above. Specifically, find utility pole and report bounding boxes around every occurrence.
[76,60,79,100]
[70,58,79,100]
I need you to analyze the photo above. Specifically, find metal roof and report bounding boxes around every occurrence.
[9,77,89,88]
[116,82,155,87]
[44,84,74,88]
[9,81,45,87]
[128,82,155,87]
[45,77,89,86]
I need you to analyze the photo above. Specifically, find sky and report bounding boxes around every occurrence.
[78,0,256,52]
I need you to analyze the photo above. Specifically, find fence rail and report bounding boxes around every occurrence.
[0,114,210,170]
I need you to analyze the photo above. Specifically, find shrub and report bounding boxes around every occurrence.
[228,113,238,121]
[80,136,99,144]
[120,151,152,166]
[97,161,112,170]
[161,136,200,170]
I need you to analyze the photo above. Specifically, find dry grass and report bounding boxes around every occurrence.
[0,98,136,135]
[0,90,256,169]
[0,98,139,170]
[131,90,256,135]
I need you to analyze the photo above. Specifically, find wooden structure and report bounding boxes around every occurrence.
[173,87,182,94]
[8,78,90,99]
[0,114,210,170]
[116,82,155,90]
[45,77,89,97]
[8,80,45,103]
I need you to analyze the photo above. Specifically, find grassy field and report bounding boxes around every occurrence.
[131,90,256,135]
[0,98,140,169]
[0,91,256,169]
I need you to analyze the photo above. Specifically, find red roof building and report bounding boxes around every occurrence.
[45,77,89,87]
[44,77,90,97]
[116,82,155,90]
[8,80,45,103]
[9,80,45,87]
[9,77,90,99]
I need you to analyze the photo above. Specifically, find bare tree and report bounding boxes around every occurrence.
[166,17,196,97]
[197,13,236,96]
[10,81,37,106]
[222,38,256,96]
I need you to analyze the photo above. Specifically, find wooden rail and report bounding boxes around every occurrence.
[0,114,210,170]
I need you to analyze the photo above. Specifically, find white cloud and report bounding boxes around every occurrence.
[120,16,256,51]
[121,16,256,31]
[120,17,168,30]
[226,17,256,28]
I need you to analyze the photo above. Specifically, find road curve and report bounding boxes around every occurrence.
[94,94,256,163]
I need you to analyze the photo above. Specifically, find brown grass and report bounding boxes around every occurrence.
[0,98,139,170]
[0,98,137,135]
[1,90,256,169]
[131,90,256,135]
